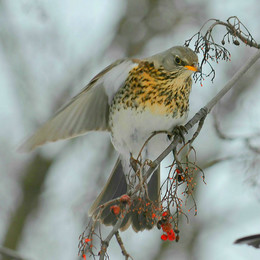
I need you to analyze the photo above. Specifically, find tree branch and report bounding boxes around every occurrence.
[98,49,260,258]
[205,50,260,112]
[94,49,260,260]
[142,49,260,186]
[115,231,133,260]
[99,204,130,260]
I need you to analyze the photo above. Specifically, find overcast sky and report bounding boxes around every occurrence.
[1,1,260,260]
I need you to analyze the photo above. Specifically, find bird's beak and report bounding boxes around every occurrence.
[184,64,200,72]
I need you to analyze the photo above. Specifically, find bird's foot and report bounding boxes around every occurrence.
[171,125,188,143]
[130,155,140,173]
[146,159,157,168]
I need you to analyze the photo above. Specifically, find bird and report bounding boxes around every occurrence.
[234,234,260,249]
[19,45,199,232]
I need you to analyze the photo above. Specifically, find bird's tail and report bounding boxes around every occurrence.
[88,158,161,232]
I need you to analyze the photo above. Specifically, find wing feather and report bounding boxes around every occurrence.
[19,59,139,152]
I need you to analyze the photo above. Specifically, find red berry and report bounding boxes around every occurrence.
[167,229,174,235]
[168,234,175,241]
[85,238,91,243]
[167,230,176,241]
[120,194,131,204]
[110,205,121,215]
[161,234,168,241]
[161,222,172,233]
[162,211,168,217]
[176,169,181,174]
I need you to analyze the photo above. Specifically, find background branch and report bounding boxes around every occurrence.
[205,50,260,112]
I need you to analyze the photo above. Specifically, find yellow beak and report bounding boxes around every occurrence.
[184,65,200,72]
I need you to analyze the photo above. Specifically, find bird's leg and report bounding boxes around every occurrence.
[139,165,150,200]
[145,159,157,169]
[130,154,140,173]
[129,154,145,196]
[170,125,188,144]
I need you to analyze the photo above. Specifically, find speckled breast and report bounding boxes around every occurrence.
[110,61,192,118]
[108,61,193,159]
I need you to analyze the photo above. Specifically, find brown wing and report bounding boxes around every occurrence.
[19,59,139,152]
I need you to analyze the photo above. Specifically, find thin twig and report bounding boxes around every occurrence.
[142,49,260,186]
[83,22,260,260]
[212,112,234,140]
[115,231,133,260]
[188,115,206,145]
[99,204,130,260]
[95,47,260,255]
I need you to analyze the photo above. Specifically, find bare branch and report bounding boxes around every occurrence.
[81,49,260,260]
[185,16,260,84]
[205,50,260,112]
[115,231,133,260]
[79,17,260,259]
[99,204,130,260]
[142,49,260,187]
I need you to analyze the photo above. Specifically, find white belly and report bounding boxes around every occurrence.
[110,107,187,162]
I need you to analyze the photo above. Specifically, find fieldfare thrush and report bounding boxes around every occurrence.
[19,46,199,232]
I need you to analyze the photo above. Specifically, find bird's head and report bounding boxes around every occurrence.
[146,46,200,77]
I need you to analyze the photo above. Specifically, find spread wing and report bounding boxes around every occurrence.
[19,59,139,152]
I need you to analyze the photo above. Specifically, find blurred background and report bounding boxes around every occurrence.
[1,0,260,259]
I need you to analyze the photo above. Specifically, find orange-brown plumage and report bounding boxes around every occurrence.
[111,61,192,117]
[19,46,199,232]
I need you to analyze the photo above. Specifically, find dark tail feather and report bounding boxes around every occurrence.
[131,167,161,232]
[88,158,131,229]
[89,158,161,232]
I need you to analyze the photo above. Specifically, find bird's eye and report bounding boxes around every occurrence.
[175,56,181,65]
